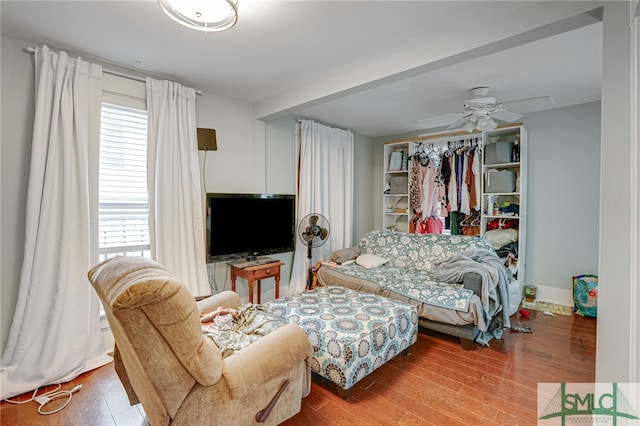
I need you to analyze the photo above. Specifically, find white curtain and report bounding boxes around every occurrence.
[290,120,354,294]
[1,46,111,400]
[146,78,209,296]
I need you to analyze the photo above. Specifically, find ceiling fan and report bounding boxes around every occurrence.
[419,87,553,132]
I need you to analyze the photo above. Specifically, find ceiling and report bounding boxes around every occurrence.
[1,1,603,138]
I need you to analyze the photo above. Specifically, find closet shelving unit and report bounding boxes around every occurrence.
[480,125,527,282]
[383,141,410,232]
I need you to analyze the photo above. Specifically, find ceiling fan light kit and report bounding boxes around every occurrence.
[158,0,238,32]
[419,86,547,133]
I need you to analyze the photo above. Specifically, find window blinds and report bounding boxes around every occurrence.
[98,102,150,258]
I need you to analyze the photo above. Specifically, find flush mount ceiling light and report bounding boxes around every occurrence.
[158,0,238,33]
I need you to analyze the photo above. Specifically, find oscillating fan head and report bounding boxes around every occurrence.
[298,213,330,248]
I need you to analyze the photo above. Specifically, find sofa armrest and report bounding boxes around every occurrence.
[221,323,312,399]
[196,290,241,313]
[462,272,482,297]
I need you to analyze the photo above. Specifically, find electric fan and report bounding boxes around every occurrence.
[297,213,330,290]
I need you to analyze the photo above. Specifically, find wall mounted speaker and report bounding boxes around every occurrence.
[197,128,217,151]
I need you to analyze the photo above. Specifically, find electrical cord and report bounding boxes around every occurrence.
[4,383,83,415]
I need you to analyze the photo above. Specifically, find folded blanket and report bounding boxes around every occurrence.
[433,249,511,342]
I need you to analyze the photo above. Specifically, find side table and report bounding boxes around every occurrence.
[229,260,284,304]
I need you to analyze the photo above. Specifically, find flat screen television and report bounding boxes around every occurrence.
[206,193,296,262]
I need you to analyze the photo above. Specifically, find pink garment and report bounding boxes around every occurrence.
[421,164,439,220]
[426,217,443,234]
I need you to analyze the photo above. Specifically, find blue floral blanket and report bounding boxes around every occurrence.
[332,264,473,311]
[336,231,499,313]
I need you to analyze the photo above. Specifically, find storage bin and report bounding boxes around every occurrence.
[485,170,516,193]
[389,176,408,194]
[484,142,513,164]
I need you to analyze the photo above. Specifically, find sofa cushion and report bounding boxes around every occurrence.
[359,231,495,273]
[355,253,388,269]
[330,246,361,264]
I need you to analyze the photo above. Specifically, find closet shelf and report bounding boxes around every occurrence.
[484,215,521,219]
[485,192,520,196]
[483,161,520,168]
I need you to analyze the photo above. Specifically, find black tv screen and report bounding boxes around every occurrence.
[207,193,296,262]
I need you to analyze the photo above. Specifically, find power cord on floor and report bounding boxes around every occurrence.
[4,383,83,415]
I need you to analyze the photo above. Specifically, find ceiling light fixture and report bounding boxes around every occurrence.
[158,0,238,33]
[462,109,498,132]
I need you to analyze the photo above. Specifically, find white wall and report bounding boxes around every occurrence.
[523,101,601,304]
[196,91,260,194]
[1,35,35,356]
[352,132,376,243]
[596,1,636,383]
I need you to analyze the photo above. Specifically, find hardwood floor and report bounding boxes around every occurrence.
[1,310,596,425]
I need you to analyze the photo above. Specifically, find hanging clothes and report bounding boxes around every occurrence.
[472,145,481,211]
[426,217,443,234]
[466,150,477,211]
[459,151,471,216]
[420,162,439,220]
[408,138,480,236]
[409,156,424,214]
[448,154,458,213]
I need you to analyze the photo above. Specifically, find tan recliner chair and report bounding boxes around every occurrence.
[88,256,312,426]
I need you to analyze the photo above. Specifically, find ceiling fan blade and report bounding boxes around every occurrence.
[446,114,472,130]
[498,95,554,112]
[492,109,523,123]
[464,96,496,107]
[418,113,462,128]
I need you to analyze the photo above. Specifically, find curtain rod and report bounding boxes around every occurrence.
[26,46,202,95]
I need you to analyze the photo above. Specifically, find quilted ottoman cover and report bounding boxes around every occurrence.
[265,286,418,392]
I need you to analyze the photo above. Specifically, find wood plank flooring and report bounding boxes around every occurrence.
[1,310,596,425]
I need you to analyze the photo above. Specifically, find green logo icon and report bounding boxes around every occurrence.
[539,383,639,425]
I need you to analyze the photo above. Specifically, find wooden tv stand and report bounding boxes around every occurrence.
[229,258,283,304]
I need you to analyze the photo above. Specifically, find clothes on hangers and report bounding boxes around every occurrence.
[407,138,481,235]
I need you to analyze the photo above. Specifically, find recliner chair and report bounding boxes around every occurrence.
[88,256,312,425]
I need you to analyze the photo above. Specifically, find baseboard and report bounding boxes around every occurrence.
[528,284,573,307]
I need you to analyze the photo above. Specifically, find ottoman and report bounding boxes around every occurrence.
[265,286,418,398]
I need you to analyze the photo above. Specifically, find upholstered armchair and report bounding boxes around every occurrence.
[88,256,312,426]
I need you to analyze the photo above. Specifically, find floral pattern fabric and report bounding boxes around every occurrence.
[341,230,496,311]
[265,286,418,392]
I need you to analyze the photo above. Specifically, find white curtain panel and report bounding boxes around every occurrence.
[290,120,354,294]
[1,46,111,399]
[146,78,209,296]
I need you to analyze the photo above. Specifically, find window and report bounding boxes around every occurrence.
[98,102,150,261]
